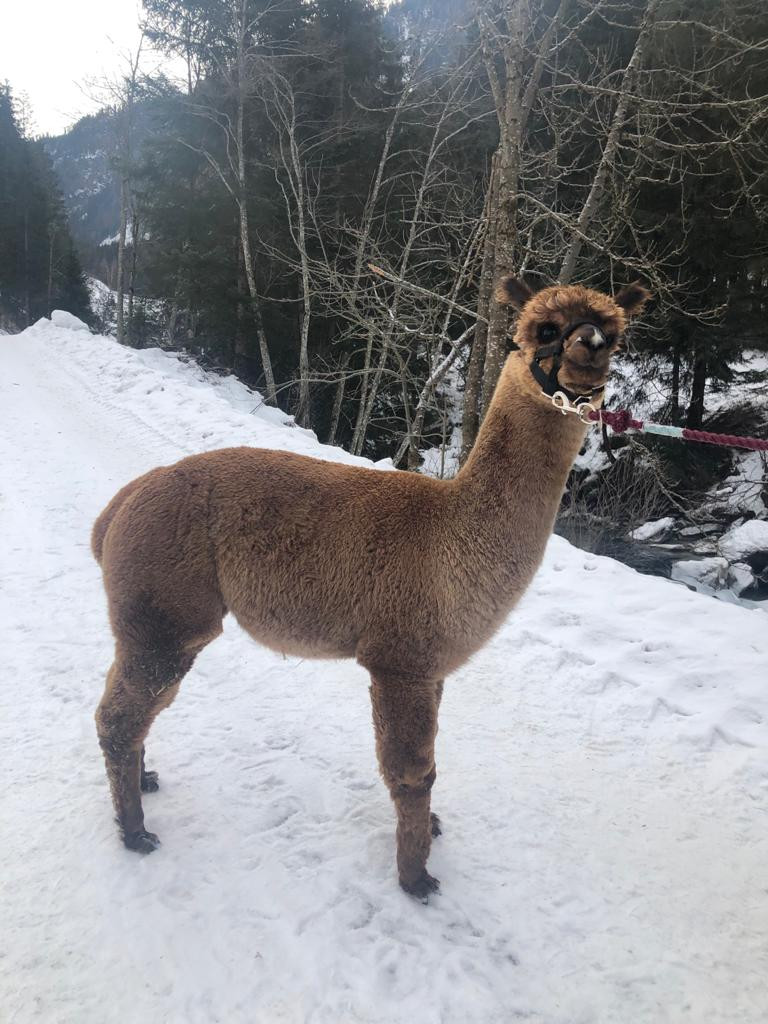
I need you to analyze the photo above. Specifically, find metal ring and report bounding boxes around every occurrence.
[577,402,597,425]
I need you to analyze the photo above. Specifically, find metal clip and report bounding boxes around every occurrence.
[544,390,598,425]
[550,390,570,415]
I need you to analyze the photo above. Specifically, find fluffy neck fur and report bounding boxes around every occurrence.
[453,351,590,591]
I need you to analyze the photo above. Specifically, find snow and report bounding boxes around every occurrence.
[2,320,768,1024]
[719,519,768,562]
[672,556,730,591]
[629,516,675,541]
[86,274,113,307]
[50,309,91,333]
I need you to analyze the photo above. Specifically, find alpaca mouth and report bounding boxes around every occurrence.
[561,345,610,384]
[558,361,609,394]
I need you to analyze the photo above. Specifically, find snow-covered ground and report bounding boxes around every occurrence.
[2,316,768,1024]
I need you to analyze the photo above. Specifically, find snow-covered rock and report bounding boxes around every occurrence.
[629,516,675,541]
[719,519,768,562]
[671,555,730,591]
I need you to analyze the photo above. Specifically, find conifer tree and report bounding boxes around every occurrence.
[0,83,91,329]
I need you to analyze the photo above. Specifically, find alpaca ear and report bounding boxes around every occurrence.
[614,281,651,316]
[495,275,534,310]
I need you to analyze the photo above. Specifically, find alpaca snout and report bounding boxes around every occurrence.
[571,324,608,351]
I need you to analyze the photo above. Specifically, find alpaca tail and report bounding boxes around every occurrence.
[91,471,155,565]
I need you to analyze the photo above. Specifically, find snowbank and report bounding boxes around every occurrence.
[22,313,386,469]
[50,309,91,333]
[2,319,768,1024]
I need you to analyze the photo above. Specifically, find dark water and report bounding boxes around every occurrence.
[556,516,768,610]
[555,519,680,578]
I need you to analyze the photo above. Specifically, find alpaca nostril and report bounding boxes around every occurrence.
[575,328,608,351]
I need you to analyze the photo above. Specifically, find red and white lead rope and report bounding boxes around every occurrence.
[546,391,768,453]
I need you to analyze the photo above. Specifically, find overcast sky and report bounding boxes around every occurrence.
[1,0,150,136]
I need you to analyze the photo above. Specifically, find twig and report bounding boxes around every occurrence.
[367,264,488,325]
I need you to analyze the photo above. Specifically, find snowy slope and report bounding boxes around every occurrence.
[1,316,767,1024]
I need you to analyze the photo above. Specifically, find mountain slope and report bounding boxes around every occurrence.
[43,111,121,251]
[1,316,767,1024]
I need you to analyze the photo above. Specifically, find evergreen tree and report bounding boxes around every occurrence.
[0,83,92,329]
[24,0,765,462]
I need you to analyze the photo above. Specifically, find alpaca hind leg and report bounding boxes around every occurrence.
[96,575,223,851]
[96,652,191,852]
[370,674,442,900]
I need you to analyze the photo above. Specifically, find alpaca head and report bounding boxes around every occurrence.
[496,276,651,399]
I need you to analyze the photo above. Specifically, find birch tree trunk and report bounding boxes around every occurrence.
[327,350,351,445]
[478,9,523,416]
[459,197,496,462]
[127,208,140,345]
[350,85,460,456]
[474,0,570,416]
[116,177,128,345]
[113,39,144,348]
[47,226,56,317]
[348,86,412,452]
[235,4,277,405]
[238,197,277,405]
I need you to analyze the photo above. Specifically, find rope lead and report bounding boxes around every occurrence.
[544,391,768,453]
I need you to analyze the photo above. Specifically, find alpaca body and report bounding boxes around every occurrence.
[95,357,585,681]
[93,278,648,897]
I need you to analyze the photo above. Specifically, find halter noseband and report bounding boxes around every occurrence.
[529,320,607,404]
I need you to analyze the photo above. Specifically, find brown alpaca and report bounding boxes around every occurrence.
[92,276,650,898]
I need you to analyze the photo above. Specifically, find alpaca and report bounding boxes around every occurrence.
[92,276,650,898]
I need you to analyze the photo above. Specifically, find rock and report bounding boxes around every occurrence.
[678,523,720,539]
[719,520,768,562]
[671,556,729,591]
[692,540,718,556]
[729,562,755,596]
[629,517,675,542]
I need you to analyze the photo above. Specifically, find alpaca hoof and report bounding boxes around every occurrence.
[401,870,440,903]
[141,770,160,793]
[430,812,442,838]
[123,828,161,854]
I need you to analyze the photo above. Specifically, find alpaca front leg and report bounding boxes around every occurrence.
[369,674,442,900]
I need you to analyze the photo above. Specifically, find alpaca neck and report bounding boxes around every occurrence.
[454,352,588,572]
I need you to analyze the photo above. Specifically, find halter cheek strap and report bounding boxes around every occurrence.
[529,320,607,404]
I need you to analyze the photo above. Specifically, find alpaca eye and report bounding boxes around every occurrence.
[537,323,559,342]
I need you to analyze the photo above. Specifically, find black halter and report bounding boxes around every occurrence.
[529,320,607,404]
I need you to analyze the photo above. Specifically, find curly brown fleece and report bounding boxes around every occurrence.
[92,277,650,899]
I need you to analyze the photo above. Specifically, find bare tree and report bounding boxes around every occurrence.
[172,0,280,404]
[115,38,144,347]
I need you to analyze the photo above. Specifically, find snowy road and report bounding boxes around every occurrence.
[2,318,767,1024]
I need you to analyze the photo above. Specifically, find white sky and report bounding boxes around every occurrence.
[1,0,151,136]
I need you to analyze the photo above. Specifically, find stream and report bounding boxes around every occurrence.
[555,518,768,613]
